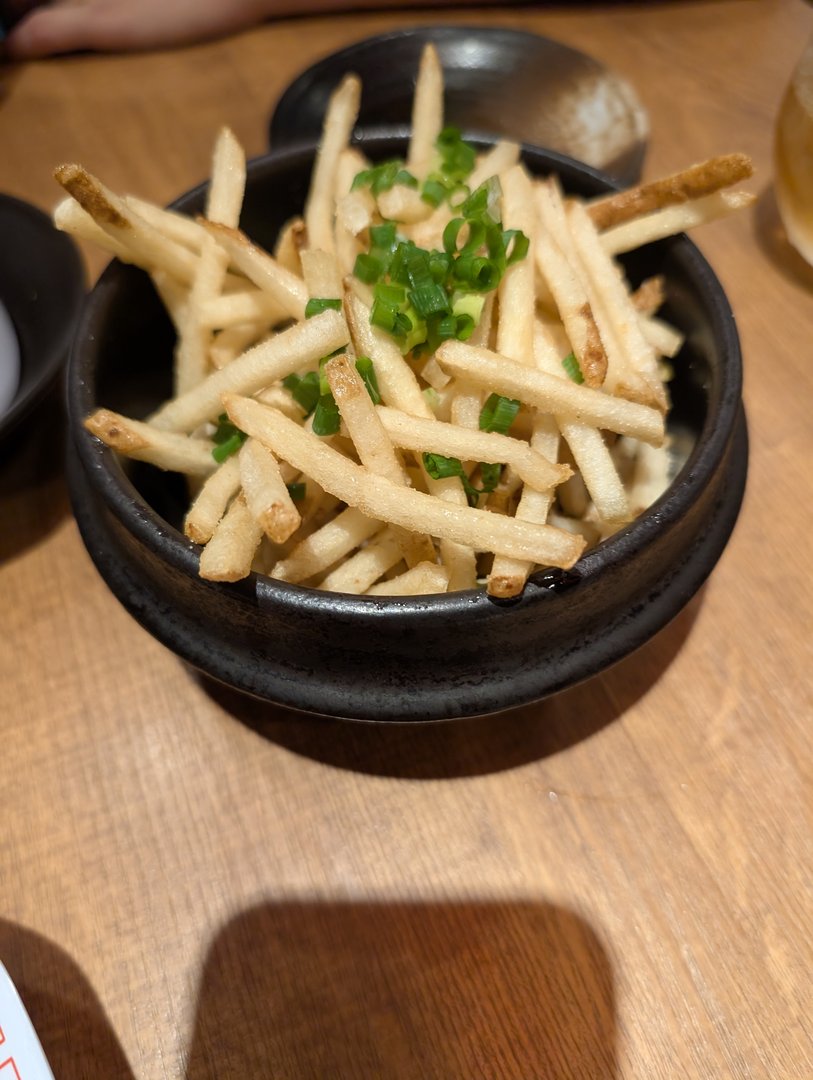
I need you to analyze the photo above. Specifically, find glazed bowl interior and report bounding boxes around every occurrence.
[67,137,746,722]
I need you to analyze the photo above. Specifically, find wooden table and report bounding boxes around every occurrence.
[1,1,811,1076]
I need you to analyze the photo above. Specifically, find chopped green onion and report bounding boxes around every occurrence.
[423,452,467,482]
[355,356,381,404]
[503,229,530,266]
[212,432,245,463]
[421,178,448,207]
[286,481,306,501]
[479,393,520,434]
[370,222,398,251]
[353,252,384,284]
[211,413,248,462]
[304,297,342,319]
[562,352,585,384]
[311,393,340,436]
[352,159,417,196]
[283,371,321,417]
[408,281,450,318]
[478,462,502,493]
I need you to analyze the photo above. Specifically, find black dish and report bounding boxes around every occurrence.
[269,26,648,185]
[0,193,85,446]
[66,137,747,722]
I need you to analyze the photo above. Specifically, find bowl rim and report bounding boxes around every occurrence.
[0,192,85,442]
[67,135,743,621]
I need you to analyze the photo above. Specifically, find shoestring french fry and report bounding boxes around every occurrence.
[84,408,217,477]
[66,43,752,597]
[305,73,361,253]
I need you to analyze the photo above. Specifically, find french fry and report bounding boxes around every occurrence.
[198,492,263,582]
[566,199,666,409]
[305,73,361,254]
[184,455,242,543]
[588,152,753,231]
[199,289,287,331]
[200,220,308,321]
[318,528,404,593]
[223,396,585,569]
[345,292,433,419]
[274,216,306,275]
[600,188,755,256]
[239,437,301,544]
[270,505,382,584]
[206,126,246,228]
[54,165,200,283]
[325,355,436,566]
[407,43,443,181]
[366,561,450,595]
[84,408,216,476]
[535,179,608,389]
[376,405,570,492]
[149,307,348,433]
[436,340,665,447]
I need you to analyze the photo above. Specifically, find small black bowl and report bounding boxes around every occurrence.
[66,137,747,722]
[270,26,648,185]
[0,194,85,446]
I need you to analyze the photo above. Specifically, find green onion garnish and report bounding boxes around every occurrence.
[562,352,584,384]
[211,413,248,463]
[283,371,321,417]
[311,394,341,436]
[353,252,384,284]
[479,393,521,434]
[354,356,381,404]
[352,159,417,196]
[304,297,342,319]
[286,481,306,501]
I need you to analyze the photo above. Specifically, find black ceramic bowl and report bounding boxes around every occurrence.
[0,194,84,446]
[270,26,648,185]
[66,137,747,722]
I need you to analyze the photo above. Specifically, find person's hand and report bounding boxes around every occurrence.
[3,0,271,58]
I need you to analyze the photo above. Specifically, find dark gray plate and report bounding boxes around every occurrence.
[269,25,648,185]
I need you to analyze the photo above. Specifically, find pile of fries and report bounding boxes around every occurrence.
[56,46,754,598]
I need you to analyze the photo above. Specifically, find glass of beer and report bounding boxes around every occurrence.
[775,33,813,265]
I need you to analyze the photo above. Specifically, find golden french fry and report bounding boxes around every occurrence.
[436,340,665,447]
[223,396,586,569]
[366,561,449,595]
[588,152,754,231]
[318,528,404,593]
[305,73,361,254]
[149,307,348,433]
[200,289,287,331]
[407,43,444,181]
[201,220,308,320]
[54,165,199,283]
[239,437,301,544]
[376,405,569,491]
[270,505,382,584]
[184,455,242,543]
[84,408,216,476]
[198,492,263,582]
[344,292,433,418]
[535,179,608,389]
[206,126,246,228]
[600,188,755,256]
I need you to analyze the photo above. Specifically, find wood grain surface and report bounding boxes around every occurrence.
[0,2,811,1077]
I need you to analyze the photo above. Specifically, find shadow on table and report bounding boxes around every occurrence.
[0,385,70,563]
[203,588,703,779]
[185,899,617,1080]
[752,182,813,292]
[0,919,134,1079]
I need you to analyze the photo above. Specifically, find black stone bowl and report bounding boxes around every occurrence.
[66,137,747,722]
[0,194,85,446]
